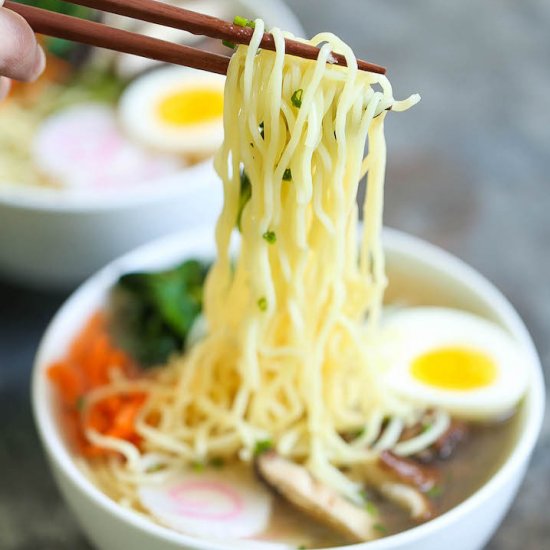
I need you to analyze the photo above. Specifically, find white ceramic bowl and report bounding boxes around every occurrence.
[0,0,304,290]
[32,227,544,550]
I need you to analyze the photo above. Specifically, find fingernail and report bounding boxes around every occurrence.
[0,76,11,100]
[29,45,46,82]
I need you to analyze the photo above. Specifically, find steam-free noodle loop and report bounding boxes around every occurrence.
[88,22,426,505]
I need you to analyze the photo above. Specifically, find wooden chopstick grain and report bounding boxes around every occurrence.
[38,0,387,75]
[5,1,230,74]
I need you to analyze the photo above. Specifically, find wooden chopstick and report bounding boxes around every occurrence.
[63,0,386,75]
[6,1,231,74]
[6,0,386,76]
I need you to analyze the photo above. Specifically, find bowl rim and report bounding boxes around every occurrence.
[0,158,218,213]
[32,227,545,550]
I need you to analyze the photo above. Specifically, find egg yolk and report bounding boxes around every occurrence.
[411,347,497,390]
[157,88,223,126]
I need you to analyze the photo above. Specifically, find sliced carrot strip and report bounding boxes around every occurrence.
[48,362,83,406]
[47,310,145,459]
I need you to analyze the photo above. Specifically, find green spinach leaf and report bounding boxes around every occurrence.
[110,260,209,367]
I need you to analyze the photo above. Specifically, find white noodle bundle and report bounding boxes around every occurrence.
[88,24,430,504]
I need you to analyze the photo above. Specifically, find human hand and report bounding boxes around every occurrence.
[0,0,45,99]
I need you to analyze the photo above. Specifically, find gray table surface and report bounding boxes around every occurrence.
[1,0,549,548]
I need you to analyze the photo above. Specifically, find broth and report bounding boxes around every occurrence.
[250,278,524,548]
[257,414,520,548]
[65,272,525,548]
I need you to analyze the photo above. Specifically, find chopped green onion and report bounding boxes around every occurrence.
[291,88,304,108]
[283,168,292,181]
[297,546,307,550]
[374,523,388,535]
[75,395,85,411]
[365,501,378,516]
[222,39,235,49]
[236,170,252,230]
[359,488,370,502]
[426,485,443,499]
[191,460,205,472]
[146,464,164,473]
[257,297,268,311]
[233,15,248,26]
[233,15,255,28]
[262,230,277,244]
[210,457,225,469]
[421,422,432,434]
[254,439,273,456]
[354,427,366,438]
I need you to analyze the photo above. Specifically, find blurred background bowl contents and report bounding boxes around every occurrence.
[0,1,228,193]
[0,0,304,288]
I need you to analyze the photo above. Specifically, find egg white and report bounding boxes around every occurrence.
[118,66,225,156]
[381,307,530,420]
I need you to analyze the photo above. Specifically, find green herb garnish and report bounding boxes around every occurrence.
[283,168,292,181]
[353,427,366,439]
[291,88,304,108]
[254,439,273,456]
[75,395,86,412]
[233,15,255,28]
[146,464,165,473]
[426,485,443,499]
[222,39,235,49]
[233,15,248,26]
[111,259,209,366]
[236,170,252,231]
[210,457,225,469]
[191,461,205,472]
[374,523,388,535]
[257,297,268,312]
[365,501,378,516]
[262,230,277,244]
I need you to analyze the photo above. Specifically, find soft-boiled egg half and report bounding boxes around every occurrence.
[382,307,530,420]
[119,66,225,158]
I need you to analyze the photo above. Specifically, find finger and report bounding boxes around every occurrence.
[0,75,11,100]
[0,7,46,81]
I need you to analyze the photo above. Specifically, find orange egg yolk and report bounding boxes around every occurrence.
[411,347,497,390]
[157,88,224,126]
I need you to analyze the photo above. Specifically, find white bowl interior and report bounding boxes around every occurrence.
[32,228,545,550]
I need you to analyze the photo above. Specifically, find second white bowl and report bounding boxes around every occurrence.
[0,0,305,290]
